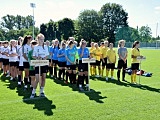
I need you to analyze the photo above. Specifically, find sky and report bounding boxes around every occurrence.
[0,0,160,37]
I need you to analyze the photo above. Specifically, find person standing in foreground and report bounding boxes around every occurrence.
[131,41,143,84]
[28,40,37,91]
[106,43,116,81]
[22,35,32,90]
[117,40,128,82]
[78,40,90,91]
[65,40,77,84]
[31,33,49,98]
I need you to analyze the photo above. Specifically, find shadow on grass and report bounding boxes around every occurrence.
[1,74,56,116]
[53,78,107,103]
[96,77,160,93]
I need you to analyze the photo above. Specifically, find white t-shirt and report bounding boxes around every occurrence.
[9,47,18,62]
[22,44,32,62]
[0,46,4,58]
[16,45,21,61]
[2,46,10,59]
[18,47,23,66]
[33,45,49,66]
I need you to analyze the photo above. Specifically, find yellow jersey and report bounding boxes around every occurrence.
[94,47,102,61]
[101,47,109,58]
[89,47,95,58]
[131,48,140,63]
[107,49,116,63]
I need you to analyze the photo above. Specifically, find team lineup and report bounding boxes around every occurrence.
[0,33,143,99]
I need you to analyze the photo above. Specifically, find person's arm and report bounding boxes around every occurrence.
[22,46,28,60]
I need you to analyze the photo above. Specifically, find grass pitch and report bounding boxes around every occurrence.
[0,49,160,120]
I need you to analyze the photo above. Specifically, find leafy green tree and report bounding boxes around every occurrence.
[58,18,75,40]
[1,14,16,30]
[115,27,140,42]
[139,26,152,42]
[77,9,101,44]
[47,20,54,40]
[40,23,47,39]
[99,3,128,44]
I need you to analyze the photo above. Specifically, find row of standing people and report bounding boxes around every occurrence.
[0,34,142,98]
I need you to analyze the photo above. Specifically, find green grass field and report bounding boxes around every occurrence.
[0,49,160,120]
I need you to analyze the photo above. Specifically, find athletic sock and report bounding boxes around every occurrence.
[117,70,120,80]
[122,70,126,80]
[24,78,28,86]
[32,88,36,94]
[101,68,104,76]
[111,70,114,77]
[134,74,137,83]
[62,69,65,80]
[85,76,89,84]
[18,75,21,82]
[131,74,134,83]
[90,67,92,75]
[106,69,109,77]
[66,71,69,82]
[50,67,53,75]
[73,73,76,84]
[69,73,73,84]
[54,67,57,78]
[40,87,44,93]
[58,69,62,80]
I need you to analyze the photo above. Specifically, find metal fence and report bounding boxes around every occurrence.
[114,42,160,49]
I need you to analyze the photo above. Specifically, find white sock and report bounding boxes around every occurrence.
[79,84,82,88]
[18,82,21,85]
[40,87,44,93]
[32,89,36,94]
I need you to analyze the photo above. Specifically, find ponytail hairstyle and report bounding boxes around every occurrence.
[37,33,45,49]
[118,39,125,48]
[132,41,140,51]
[22,35,32,46]
[53,39,60,49]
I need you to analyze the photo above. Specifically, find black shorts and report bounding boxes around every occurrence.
[9,62,17,67]
[23,62,30,69]
[52,60,58,66]
[58,61,66,67]
[117,60,127,69]
[106,63,115,69]
[78,60,88,72]
[96,60,101,66]
[67,65,76,70]
[29,70,35,76]
[2,59,9,65]
[19,66,24,71]
[102,57,107,66]
[0,58,2,62]
[16,61,19,68]
[131,63,139,70]
[35,66,48,74]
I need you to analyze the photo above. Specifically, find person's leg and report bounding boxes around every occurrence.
[72,69,77,84]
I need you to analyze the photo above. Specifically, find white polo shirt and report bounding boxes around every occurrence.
[2,46,10,59]
[22,44,32,62]
[33,45,49,66]
[9,47,18,62]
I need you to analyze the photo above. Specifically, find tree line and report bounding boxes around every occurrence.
[0,3,155,44]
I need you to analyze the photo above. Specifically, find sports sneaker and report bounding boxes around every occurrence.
[85,86,90,91]
[30,94,36,99]
[6,74,10,77]
[64,81,68,84]
[95,75,100,77]
[106,77,108,81]
[51,75,53,78]
[79,87,84,92]
[10,77,13,81]
[111,77,114,80]
[39,92,46,97]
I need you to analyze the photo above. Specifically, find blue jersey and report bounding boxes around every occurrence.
[51,46,59,60]
[48,46,52,59]
[65,47,77,65]
[57,48,66,62]
[78,47,90,60]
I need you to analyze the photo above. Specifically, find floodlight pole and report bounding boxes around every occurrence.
[30,3,36,40]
